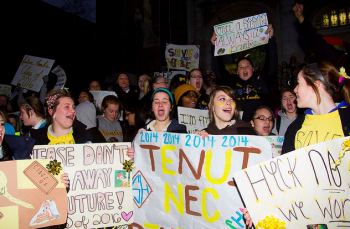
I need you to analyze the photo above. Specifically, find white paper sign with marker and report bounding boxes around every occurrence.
[177,107,210,134]
[31,142,134,229]
[165,44,200,71]
[154,71,187,81]
[214,13,269,56]
[11,55,55,92]
[52,66,67,91]
[90,91,118,110]
[0,84,12,98]
[132,132,274,228]
[233,137,350,229]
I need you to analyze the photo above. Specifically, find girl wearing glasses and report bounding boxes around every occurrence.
[250,106,275,136]
[187,69,209,110]
[126,88,187,159]
[196,86,254,136]
[282,61,350,154]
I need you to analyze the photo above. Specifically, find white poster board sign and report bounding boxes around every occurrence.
[154,71,187,82]
[52,66,67,91]
[11,55,55,92]
[214,13,269,56]
[132,132,273,228]
[165,44,200,71]
[233,137,350,229]
[0,84,12,98]
[31,142,134,228]
[177,107,209,134]
[264,136,284,158]
[90,91,118,110]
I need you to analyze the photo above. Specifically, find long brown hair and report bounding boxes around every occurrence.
[208,86,240,123]
[301,61,349,104]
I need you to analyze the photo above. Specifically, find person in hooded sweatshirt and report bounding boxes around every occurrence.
[196,86,255,136]
[97,95,123,142]
[272,88,298,136]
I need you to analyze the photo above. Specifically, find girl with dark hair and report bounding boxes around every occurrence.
[250,105,275,136]
[196,86,254,136]
[272,88,298,136]
[113,73,139,107]
[30,90,105,145]
[19,97,46,130]
[282,61,350,154]
[187,69,209,109]
[97,95,123,142]
[169,74,187,94]
[78,89,94,104]
[124,100,147,142]
[174,84,200,109]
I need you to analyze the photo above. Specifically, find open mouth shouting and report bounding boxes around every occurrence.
[66,114,75,121]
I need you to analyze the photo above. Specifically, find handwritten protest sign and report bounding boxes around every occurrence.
[0,159,67,229]
[31,143,133,228]
[90,91,118,110]
[0,85,12,98]
[165,44,200,71]
[52,66,67,91]
[264,136,284,158]
[214,13,269,56]
[131,132,273,228]
[11,55,55,92]
[177,107,209,134]
[233,137,350,229]
[154,71,187,82]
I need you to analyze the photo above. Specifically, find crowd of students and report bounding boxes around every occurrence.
[0,3,349,228]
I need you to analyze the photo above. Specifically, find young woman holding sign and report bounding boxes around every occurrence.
[196,86,255,136]
[282,61,350,154]
[126,88,187,159]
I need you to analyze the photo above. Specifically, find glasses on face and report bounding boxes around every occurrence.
[254,115,273,122]
[125,112,133,117]
[190,75,203,79]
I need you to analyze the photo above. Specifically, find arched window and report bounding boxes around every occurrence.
[317,6,350,29]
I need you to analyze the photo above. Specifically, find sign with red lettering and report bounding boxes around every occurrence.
[233,137,350,228]
[131,132,273,228]
[31,143,133,228]
[165,44,200,71]
[11,55,55,92]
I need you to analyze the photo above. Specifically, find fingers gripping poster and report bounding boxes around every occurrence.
[0,160,67,229]
[233,137,350,229]
[131,132,273,228]
[31,142,134,228]
[214,13,269,56]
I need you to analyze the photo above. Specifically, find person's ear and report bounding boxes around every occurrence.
[48,109,53,116]
[29,109,35,117]
[250,120,254,127]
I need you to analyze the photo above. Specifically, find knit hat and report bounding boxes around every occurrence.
[174,84,200,105]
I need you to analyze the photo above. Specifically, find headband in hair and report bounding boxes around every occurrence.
[339,67,350,84]
[309,63,326,85]
[25,100,34,110]
[46,89,69,109]
[151,88,174,104]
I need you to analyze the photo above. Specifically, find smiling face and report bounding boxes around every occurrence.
[282,91,297,114]
[51,97,76,131]
[212,91,236,126]
[189,70,203,92]
[0,114,5,146]
[138,75,147,91]
[294,71,317,108]
[103,103,120,122]
[181,91,198,108]
[250,108,273,136]
[118,74,129,89]
[89,81,101,91]
[152,92,172,122]
[78,91,89,104]
[237,59,253,81]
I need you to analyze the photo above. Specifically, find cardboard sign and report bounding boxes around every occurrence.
[177,107,210,134]
[0,85,12,98]
[11,55,55,92]
[52,66,67,91]
[214,13,269,56]
[233,137,350,229]
[154,71,187,82]
[165,44,200,71]
[131,132,273,228]
[90,91,118,110]
[31,143,133,228]
[0,159,67,229]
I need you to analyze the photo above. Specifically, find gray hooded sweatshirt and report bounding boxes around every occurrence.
[272,110,298,136]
